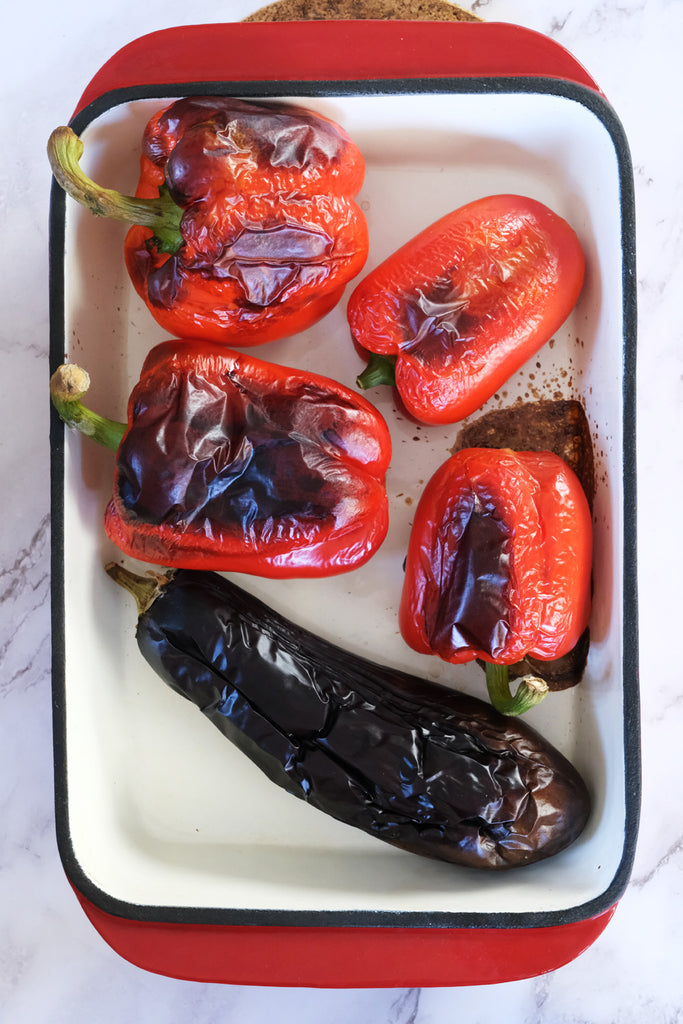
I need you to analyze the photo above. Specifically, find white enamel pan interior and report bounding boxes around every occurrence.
[50,80,638,928]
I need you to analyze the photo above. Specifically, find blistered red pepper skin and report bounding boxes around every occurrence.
[399,448,592,666]
[348,195,585,424]
[124,97,369,345]
[104,339,392,577]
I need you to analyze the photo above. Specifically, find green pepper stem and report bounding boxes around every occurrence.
[47,125,183,254]
[485,662,549,716]
[50,363,126,451]
[356,352,397,390]
[105,562,171,617]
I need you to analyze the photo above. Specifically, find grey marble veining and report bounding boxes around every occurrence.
[2,0,682,1020]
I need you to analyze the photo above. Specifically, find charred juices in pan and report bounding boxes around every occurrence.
[49,95,594,869]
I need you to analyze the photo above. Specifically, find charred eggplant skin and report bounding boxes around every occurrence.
[132,569,590,870]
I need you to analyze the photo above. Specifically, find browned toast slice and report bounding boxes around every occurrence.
[454,399,595,510]
[243,1,483,21]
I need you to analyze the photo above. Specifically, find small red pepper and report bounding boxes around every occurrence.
[350,194,585,424]
[399,447,592,676]
[48,97,369,345]
[50,340,391,577]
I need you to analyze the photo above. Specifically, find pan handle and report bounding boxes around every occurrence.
[71,20,602,120]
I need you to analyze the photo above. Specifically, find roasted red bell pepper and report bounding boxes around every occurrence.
[50,340,392,577]
[349,194,585,424]
[48,97,369,345]
[399,447,592,712]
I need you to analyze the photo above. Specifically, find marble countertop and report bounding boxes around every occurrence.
[2,0,681,1019]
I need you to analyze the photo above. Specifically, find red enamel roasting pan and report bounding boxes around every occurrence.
[49,18,639,986]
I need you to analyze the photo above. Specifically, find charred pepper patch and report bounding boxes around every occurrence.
[50,339,391,577]
[454,399,596,691]
[47,97,369,345]
[350,194,585,424]
[399,447,592,714]
[107,565,592,871]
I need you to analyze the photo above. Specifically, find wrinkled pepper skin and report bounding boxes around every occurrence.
[126,568,591,870]
[400,448,592,666]
[105,339,391,576]
[348,195,585,424]
[125,97,369,344]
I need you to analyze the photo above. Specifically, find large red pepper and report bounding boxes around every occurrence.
[48,97,369,345]
[50,340,391,577]
[399,447,592,677]
[349,194,585,424]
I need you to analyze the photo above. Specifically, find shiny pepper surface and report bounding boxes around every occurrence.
[105,339,391,576]
[399,447,592,666]
[125,96,369,343]
[349,194,585,424]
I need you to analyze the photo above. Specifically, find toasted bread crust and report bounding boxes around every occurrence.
[243,1,483,22]
[455,399,595,511]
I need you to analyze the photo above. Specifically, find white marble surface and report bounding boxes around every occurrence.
[2,0,681,1019]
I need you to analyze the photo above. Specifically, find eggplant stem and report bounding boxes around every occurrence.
[49,364,126,451]
[356,351,397,390]
[47,125,183,254]
[105,562,170,617]
[485,662,549,716]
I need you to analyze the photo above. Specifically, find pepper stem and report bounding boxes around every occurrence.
[356,352,397,390]
[50,364,126,451]
[485,662,549,716]
[47,126,183,254]
[105,562,171,617]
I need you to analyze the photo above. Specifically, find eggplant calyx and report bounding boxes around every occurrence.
[105,562,173,617]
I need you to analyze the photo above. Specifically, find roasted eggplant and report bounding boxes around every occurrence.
[108,565,591,871]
